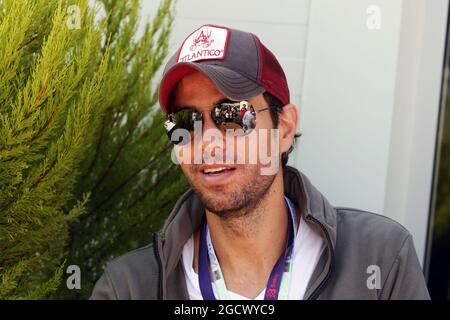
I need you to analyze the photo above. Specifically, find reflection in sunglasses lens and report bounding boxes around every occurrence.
[167,101,257,144]
[173,109,201,132]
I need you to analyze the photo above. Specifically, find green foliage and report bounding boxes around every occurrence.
[0,0,187,299]
[432,96,450,240]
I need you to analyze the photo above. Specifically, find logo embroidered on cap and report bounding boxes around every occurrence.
[177,25,229,63]
[190,29,214,50]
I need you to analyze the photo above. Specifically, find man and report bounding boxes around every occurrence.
[91,24,430,300]
[242,107,255,132]
[240,103,247,122]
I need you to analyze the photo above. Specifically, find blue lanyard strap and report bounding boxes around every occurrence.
[198,217,217,300]
[198,196,297,300]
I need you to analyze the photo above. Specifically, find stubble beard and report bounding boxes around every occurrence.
[189,166,277,221]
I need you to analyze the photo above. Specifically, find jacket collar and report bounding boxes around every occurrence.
[157,165,338,283]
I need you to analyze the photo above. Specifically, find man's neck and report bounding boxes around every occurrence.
[193,172,290,299]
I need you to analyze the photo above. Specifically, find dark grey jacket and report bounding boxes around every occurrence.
[90,166,430,300]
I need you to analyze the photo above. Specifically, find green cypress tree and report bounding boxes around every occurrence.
[0,0,187,299]
[64,0,190,299]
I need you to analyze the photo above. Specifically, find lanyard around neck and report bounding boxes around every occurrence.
[198,196,297,300]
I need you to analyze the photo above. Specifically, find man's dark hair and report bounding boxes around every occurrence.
[263,92,301,167]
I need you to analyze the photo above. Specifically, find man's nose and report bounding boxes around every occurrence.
[201,113,217,132]
[199,114,225,162]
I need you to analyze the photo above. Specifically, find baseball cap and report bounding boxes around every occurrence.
[159,24,290,113]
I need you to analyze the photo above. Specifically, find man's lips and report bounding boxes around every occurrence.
[199,164,236,174]
[198,164,237,185]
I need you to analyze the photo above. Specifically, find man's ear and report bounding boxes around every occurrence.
[278,104,299,154]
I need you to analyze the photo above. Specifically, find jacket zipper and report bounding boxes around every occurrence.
[153,232,164,300]
[306,215,335,300]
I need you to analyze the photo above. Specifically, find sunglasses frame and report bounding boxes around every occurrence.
[164,100,276,145]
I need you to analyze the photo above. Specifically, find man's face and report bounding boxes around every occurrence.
[171,71,280,218]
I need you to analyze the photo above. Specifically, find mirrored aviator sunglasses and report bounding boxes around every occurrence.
[164,100,265,145]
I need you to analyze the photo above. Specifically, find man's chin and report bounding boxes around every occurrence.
[199,193,235,211]
[187,167,277,217]
[193,189,242,214]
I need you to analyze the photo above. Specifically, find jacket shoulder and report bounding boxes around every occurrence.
[90,243,160,300]
[330,207,429,299]
[331,207,412,285]
[335,207,411,245]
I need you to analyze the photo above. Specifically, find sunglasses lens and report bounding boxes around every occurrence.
[165,109,202,145]
[212,101,256,135]
[173,109,199,131]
